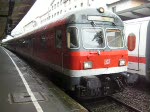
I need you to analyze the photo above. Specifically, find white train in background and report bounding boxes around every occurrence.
[124,17,150,83]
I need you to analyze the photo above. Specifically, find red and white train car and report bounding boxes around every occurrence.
[5,8,128,98]
[124,17,150,82]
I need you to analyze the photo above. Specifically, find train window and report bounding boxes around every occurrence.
[82,28,105,49]
[55,30,62,48]
[41,36,47,49]
[127,33,136,51]
[28,39,32,47]
[57,2,59,7]
[22,40,26,47]
[67,27,79,49]
[107,29,123,48]
[60,10,62,14]
[60,0,62,5]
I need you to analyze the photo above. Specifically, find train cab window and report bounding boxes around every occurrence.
[82,28,105,49]
[55,30,62,48]
[106,29,123,48]
[67,27,79,49]
[127,33,136,51]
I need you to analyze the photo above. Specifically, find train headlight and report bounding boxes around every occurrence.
[84,62,93,69]
[119,60,126,66]
[98,7,104,13]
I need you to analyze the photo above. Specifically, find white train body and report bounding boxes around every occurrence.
[124,17,150,81]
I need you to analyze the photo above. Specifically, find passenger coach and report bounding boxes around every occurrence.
[5,8,128,98]
[124,17,150,83]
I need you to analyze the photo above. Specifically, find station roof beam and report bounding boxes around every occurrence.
[116,3,150,21]
[0,0,36,40]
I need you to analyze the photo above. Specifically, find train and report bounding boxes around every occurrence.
[4,7,128,98]
[124,17,150,83]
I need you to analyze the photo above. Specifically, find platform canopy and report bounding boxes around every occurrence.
[0,0,36,40]
[116,3,150,21]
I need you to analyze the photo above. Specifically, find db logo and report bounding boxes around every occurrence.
[104,59,111,65]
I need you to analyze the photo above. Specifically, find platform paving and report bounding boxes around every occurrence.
[0,46,88,112]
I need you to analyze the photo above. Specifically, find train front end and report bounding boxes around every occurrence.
[64,8,128,98]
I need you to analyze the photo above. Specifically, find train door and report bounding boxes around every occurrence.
[125,23,141,71]
[55,28,63,72]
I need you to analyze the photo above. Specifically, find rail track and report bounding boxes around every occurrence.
[80,96,143,112]
[109,96,142,112]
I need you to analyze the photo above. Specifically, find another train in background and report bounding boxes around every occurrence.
[4,8,128,99]
[124,17,150,83]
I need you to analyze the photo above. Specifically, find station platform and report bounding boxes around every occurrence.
[0,46,88,112]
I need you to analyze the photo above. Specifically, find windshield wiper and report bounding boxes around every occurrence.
[112,22,116,26]
[91,21,96,27]
[90,21,104,45]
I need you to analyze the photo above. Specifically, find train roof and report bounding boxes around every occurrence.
[64,8,124,26]
[5,8,124,43]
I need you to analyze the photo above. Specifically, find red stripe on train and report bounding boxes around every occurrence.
[63,50,128,70]
[128,56,146,64]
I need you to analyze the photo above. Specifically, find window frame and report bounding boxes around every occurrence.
[106,28,124,49]
[55,29,63,49]
[40,33,47,49]
[67,26,80,49]
[81,27,106,50]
